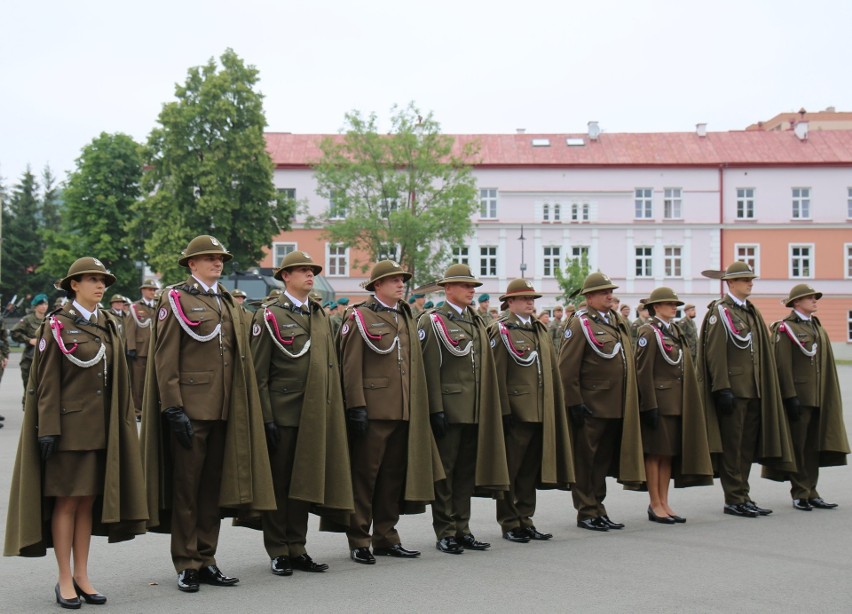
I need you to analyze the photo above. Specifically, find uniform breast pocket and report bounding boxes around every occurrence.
[363,377,390,391]
[441,383,463,396]
[581,379,611,392]
[508,384,532,397]
[728,366,744,377]
[180,371,213,386]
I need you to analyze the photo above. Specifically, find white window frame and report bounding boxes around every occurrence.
[635,246,653,278]
[845,243,852,279]
[734,244,760,276]
[664,245,683,278]
[272,242,296,266]
[325,243,349,277]
[570,245,589,262]
[571,202,590,222]
[736,188,755,219]
[789,243,814,279]
[379,197,399,218]
[663,188,682,219]
[792,187,811,220]
[553,203,561,222]
[452,246,469,266]
[277,188,296,201]
[378,243,400,262]
[634,188,653,219]
[543,246,561,277]
[480,188,498,219]
[480,246,498,277]
[542,203,550,222]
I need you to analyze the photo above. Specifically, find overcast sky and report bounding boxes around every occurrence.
[2,0,850,186]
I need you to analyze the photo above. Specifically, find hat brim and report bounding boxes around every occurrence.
[364,271,412,292]
[438,276,483,288]
[60,270,117,292]
[785,291,822,308]
[179,250,233,268]
[140,283,159,290]
[581,283,619,295]
[722,272,758,280]
[499,291,542,302]
[274,263,323,280]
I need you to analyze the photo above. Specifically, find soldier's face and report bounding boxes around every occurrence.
[727,278,753,299]
[374,275,405,304]
[234,296,246,304]
[793,295,818,315]
[70,274,107,308]
[34,302,49,316]
[141,287,157,300]
[585,290,612,312]
[188,254,224,284]
[445,283,476,308]
[654,301,679,321]
[685,307,696,319]
[508,296,535,317]
[282,266,315,299]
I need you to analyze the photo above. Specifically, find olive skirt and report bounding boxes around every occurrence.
[44,450,106,497]
[641,415,682,457]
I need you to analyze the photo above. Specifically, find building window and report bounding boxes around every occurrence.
[452,246,469,266]
[736,188,755,219]
[663,188,682,219]
[277,188,296,201]
[570,245,589,261]
[845,244,852,279]
[635,247,653,277]
[792,187,811,219]
[542,203,550,222]
[378,244,399,262]
[735,244,759,275]
[480,246,497,277]
[571,203,590,222]
[379,197,399,218]
[480,188,498,219]
[634,188,653,219]
[543,246,561,277]
[664,246,682,277]
[272,242,296,266]
[789,244,813,279]
[326,244,348,277]
[329,191,347,219]
[553,203,561,222]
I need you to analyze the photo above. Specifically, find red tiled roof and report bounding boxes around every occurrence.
[265,130,852,168]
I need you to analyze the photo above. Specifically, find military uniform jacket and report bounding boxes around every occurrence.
[418,303,509,491]
[5,308,147,556]
[697,296,794,468]
[678,316,699,362]
[763,313,849,476]
[636,319,713,487]
[11,313,45,364]
[125,299,154,357]
[489,313,574,487]
[558,308,645,486]
[0,319,9,359]
[140,278,275,532]
[249,295,353,511]
[339,297,444,502]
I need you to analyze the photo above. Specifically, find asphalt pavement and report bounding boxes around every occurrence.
[1,352,850,613]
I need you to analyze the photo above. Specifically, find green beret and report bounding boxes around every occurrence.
[478,294,490,302]
[31,293,49,306]
[423,301,434,309]
[337,297,350,306]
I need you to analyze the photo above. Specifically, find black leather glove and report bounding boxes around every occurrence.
[163,406,193,450]
[264,421,280,452]
[126,349,137,361]
[569,404,592,427]
[783,397,802,422]
[430,411,449,439]
[38,435,58,461]
[714,389,735,416]
[502,413,515,431]
[347,407,368,436]
[641,408,660,429]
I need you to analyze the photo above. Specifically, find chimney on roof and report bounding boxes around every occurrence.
[587,121,600,141]
[696,123,707,137]
[824,106,836,112]
[794,121,809,141]
[516,128,526,134]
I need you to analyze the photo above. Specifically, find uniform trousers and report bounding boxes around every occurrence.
[789,406,821,500]
[572,417,621,521]
[432,423,478,539]
[130,357,147,416]
[496,421,542,532]
[718,397,761,504]
[262,426,310,558]
[347,419,408,550]
[170,419,227,572]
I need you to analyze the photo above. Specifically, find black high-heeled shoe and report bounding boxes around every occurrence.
[73,580,107,605]
[55,583,81,610]
[668,514,686,523]
[647,506,676,524]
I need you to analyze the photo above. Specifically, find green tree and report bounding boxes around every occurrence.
[311,103,480,288]
[136,48,292,283]
[40,165,63,234]
[41,132,143,300]
[1,168,45,299]
[554,252,591,305]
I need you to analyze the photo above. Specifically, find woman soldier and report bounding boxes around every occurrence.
[5,257,147,609]
[635,287,713,524]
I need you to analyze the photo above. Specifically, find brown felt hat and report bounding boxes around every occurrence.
[580,272,618,295]
[59,257,116,292]
[273,250,323,279]
[437,263,482,287]
[178,235,233,267]
[642,287,684,307]
[784,283,822,308]
[363,260,411,291]
[499,278,542,302]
